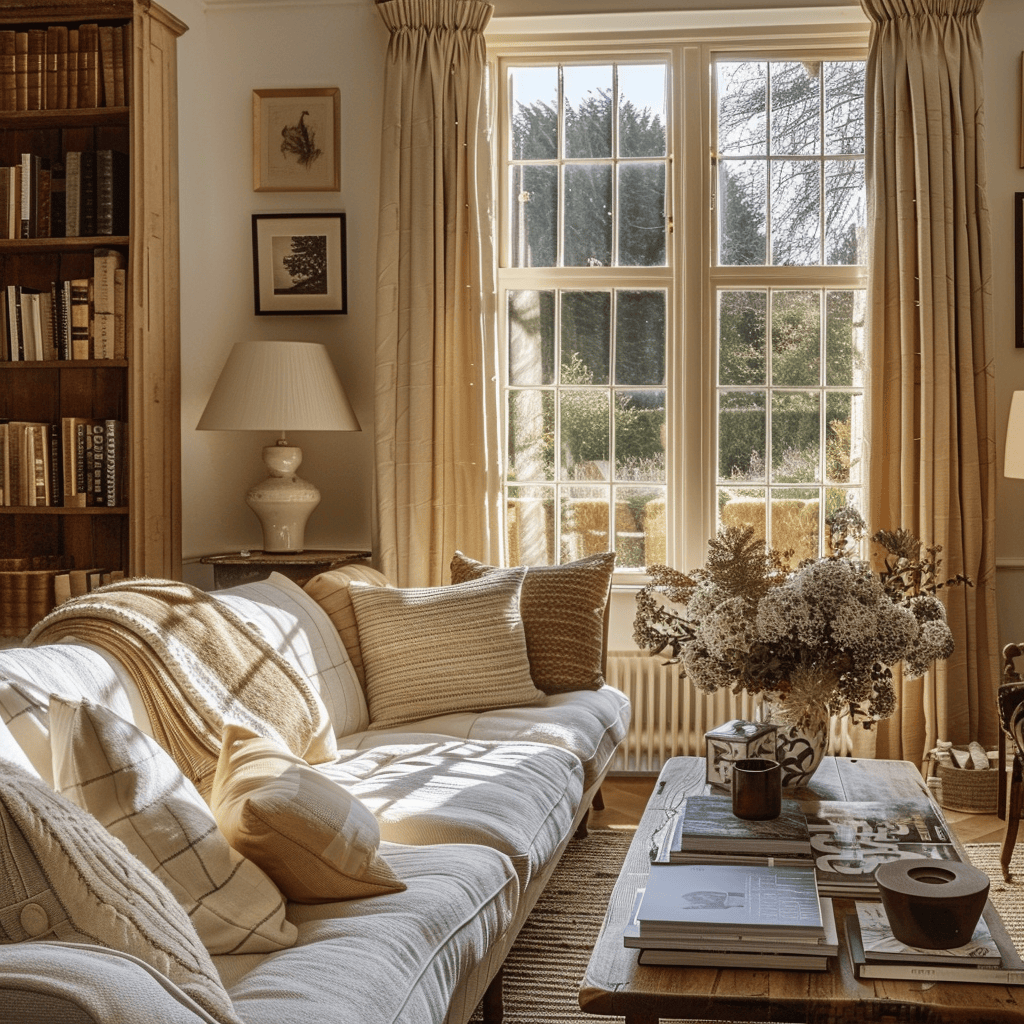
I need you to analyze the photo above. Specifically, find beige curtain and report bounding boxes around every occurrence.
[373,0,501,587]
[861,0,999,763]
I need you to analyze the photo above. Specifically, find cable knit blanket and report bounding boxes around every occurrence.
[26,578,336,795]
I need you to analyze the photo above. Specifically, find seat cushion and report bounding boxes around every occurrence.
[338,685,631,792]
[317,738,583,889]
[450,550,616,694]
[348,569,545,730]
[217,841,518,1024]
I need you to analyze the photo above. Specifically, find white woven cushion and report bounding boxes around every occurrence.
[348,568,544,730]
[210,724,405,904]
[0,759,242,1024]
[212,573,369,738]
[49,695,297,955]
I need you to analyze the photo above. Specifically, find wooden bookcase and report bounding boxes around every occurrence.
[0,1,186,631]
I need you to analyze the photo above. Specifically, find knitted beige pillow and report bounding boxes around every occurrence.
[49,696,297,955]
[210,724,405,904]
[348,568,545,730]
[449,551,615,694]
[0,759,242,1024]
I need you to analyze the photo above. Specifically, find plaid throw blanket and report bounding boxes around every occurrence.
[27,578,337,795]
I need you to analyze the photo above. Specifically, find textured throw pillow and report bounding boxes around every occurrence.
[348,568,545,730]
[303,564,391,689]
[210,724,406,904]
[49,696,297,955]
[450,550,616,694]
[0,759,242,1024]
[213,572,369,737]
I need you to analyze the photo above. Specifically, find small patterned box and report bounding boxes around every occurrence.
[704,719,777,789]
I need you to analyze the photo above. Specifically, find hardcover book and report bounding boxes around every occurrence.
[669,793,812,859]
[636,862,824,939]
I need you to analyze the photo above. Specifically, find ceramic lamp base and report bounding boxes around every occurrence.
[246,444,320,553]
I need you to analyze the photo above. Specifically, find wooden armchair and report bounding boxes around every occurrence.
[998,643,1024,881]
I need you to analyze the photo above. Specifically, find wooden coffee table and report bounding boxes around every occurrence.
[579,755,1024,1024]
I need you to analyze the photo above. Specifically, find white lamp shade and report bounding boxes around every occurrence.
[197,340,360,434]
[1006,391,1024,479]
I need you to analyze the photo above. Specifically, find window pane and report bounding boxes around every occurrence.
[823,61,865,156]
[565,163,612,267]
[825,290,865,387]
[771,159,820,266]
[615,290,666,385]
[508,290,554,386]
[719,391,766,483]
[561,485,610,562]
[770,61,820,156]
[719,290,766,386]
[824,159,866,265]
[562,291,610,384]
[719,159,767,266]
[511,164,558,268]
[768,487,820,566]
[825,391,859,484]
[561,390,609,478]
[615,389,665,480]
[717,61,767,155]
[510,67,558,160]
[619,64,667,157]
[825,486,861,520]
[615,486,665,569]
[508,389,554,481]
[771,290,820,387]
[508,485,555,566]
[618,163,666,266]
[771,391,820,483]
[565,65,612,158]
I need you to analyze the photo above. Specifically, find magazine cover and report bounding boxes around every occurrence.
[675,794,811,855]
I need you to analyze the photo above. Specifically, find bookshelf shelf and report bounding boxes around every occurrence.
[0,0,185,635]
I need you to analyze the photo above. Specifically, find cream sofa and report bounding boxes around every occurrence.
[0,555,630,1024]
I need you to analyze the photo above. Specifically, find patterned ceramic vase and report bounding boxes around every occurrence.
[757,697,829,788]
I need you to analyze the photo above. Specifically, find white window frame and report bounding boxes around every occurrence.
[487,14,870,585]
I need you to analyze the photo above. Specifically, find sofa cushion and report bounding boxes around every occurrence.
[0,709,38,777]
[217,840,518,1024]
[317,738,583,889]
[0,642,152,784]
[213,573,369,737]
[0,759,241,1024]
[303,564,391,687]
[450,550,616,694]
[348,569,545,731]
[337,685,631,792]
[210,725,405,904]
[49,696,297,955]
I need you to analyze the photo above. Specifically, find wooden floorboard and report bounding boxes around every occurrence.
[591,772,1008,845]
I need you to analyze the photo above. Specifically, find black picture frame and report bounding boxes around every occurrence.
[251,212,347,315]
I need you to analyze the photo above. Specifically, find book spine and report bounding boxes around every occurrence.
[89,422,104,501]
[14,31,27,111]
[7,285,22,361]
[67,29,79,109]
[49,159,65,238]
[69,279,90,359]
[98,25,115,107]
[79,150,96,237]
[65,152,81,237]
[38,165,51,238]
[80,24,99,109]
[55,25,68,110]
[49,419,61,507]
[113,268,126,360]
[0,31,16,113]
[25,29,44,111]
[44,25,59,110]
[112,25,125,107]
[95,150,129,236]
[103,419,122,507]
[19,152,32,238]
[0,422,7,506]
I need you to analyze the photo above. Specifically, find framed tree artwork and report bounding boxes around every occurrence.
[252,213,347,315]
[253,88,340,192]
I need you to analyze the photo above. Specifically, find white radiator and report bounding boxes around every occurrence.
[606,651,853,774]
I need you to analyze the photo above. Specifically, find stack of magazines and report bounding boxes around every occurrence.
[845,902,1024,985]
[624,862,838,970]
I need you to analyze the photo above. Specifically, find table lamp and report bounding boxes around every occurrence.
[197,340,360,553]
[1006,392,1024,481]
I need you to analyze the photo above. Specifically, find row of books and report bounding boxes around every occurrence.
[0,564,124,636]
[0,23,130,112]
[1,150,129,239]
[0,248,126,361]
[637,788,1024,982]
[0,417,127,508]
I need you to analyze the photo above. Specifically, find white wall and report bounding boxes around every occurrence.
[162,0,1024,657]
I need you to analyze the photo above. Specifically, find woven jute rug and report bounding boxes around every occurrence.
[468,831,1023,1024]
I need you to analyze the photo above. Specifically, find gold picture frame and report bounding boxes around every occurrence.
[253,88,340,192]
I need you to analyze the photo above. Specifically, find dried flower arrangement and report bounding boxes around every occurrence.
[633,506,972,728]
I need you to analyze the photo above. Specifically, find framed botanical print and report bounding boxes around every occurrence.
[253,88,340,192]
[252,213,347,315]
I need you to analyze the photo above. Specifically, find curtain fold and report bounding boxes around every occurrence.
[860,0,998,762]
[373,0,501,587]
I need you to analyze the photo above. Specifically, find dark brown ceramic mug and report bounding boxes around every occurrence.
[731,757,782,820]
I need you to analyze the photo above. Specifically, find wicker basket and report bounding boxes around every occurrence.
[934,750,999,814]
